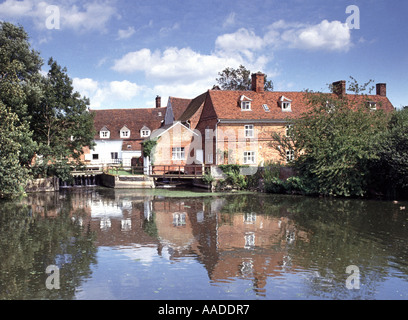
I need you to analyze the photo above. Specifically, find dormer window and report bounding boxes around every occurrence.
[325,101,336,113]
[140,126,151,138]
[240,95,252,111]
[368,101,377,111]
[100,126,110,139]
[120,126,131,138]
[280,96,292,112]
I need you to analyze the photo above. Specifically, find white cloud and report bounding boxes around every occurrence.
[265,19,352,52]
[73,78,148,109]
[112,47,249,81]
[117,26,135,40]
[0,0,118,32]
[215,28,265,60]
[0,0,32,17]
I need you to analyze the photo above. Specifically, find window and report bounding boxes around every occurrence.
[280,96,292,112]
[286,150,294,163]
[141,126,151,137]
[172,147,185,160]
[173,213,186,227]
[100,130,110,139]
[282,101,291,111]
[141,130,151,137]
[120,126,130,138]
[285,125,293,137]
[263,104,270,112]
[121,130,130,138]
[111,152,119,160]
[244,125,254,138]
[368,102,377,111]
[92,154,99,160]
[241,101,251,110]
[243,151,256,164]
[240,95,252,111]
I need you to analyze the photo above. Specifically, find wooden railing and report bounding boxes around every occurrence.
[150,165,211,178]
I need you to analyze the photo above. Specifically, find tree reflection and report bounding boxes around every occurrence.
[0,195,97,300]
[1,188,407,300]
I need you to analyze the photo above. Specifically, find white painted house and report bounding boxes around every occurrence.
[84,96,192,168]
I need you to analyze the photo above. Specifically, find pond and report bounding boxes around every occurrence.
[0,187,407,300]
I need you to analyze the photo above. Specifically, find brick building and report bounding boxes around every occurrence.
[178,74,395,166]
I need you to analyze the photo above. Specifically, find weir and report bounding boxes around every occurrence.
[59,173,102,188]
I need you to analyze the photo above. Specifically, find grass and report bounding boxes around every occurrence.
[107,169,143,176]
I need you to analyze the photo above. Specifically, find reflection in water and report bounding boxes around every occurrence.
[0,188,407,300]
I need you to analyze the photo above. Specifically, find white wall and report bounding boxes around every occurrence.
[88,140,123,165]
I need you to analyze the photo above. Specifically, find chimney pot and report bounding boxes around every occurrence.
[376,83,386,97]
[252,72,265,93]
[156,96,161,108]
[333,80,346,96]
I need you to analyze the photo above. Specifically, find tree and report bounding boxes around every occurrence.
[29,58,96,179]
[214,65,273,91]
[0,102,31,198]
[372,108,408,197]
[0,22,41,167]
[271,78,389,197]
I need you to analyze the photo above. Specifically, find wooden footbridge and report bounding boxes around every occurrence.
[149,165,209,179]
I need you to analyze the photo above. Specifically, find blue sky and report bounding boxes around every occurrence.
[0,0,407,109]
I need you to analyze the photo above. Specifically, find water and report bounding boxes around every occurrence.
[0,187,407,300]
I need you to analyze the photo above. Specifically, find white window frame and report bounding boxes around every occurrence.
[244,125,254,138]
[241,100,251,111]
[243,151,256,164]
[282,101,292,112]
[368,102,377,111]
[172,147,185,160]
[120,130,130,138]
[286,149,294,163]
[141,129,151,137]
[100,131,110,139]
[173,213,186,227]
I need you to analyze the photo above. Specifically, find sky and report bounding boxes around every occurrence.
[0,0,407,109]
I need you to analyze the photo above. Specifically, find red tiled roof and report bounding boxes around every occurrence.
[206,89,395,121]
[91,107,166,141]
[168,97,192,120]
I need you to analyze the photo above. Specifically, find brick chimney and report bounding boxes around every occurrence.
[332,80,346,96]
[251,72,265,93]
[376,83,386,97]
[156,96,161,108]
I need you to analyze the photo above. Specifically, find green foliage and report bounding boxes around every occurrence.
[0,102,30,198]
[372,108,408,195]
[202,172,215,185]
[218,165,248,190]
[271,77,390,197]
[0,23,96,188]
[142,138,159,161]
[29,58,96,178]
[214,65,273,91]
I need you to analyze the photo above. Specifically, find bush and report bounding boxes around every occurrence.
[218,165,248,190]
[264,177,285,194]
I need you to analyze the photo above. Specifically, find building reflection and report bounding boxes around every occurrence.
[24,189,309,296]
